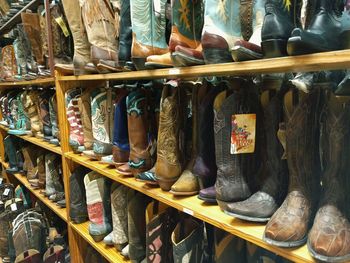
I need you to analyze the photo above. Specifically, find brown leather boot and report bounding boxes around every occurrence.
[307,90,350,262]
[23,91,43,138]
[78,87,94,151]
[155,82,187,191]
[264,86,322,247]
[29,154,46,189]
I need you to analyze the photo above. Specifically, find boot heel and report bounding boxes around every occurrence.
[203,48,232,64]
[131,57,147,70]
[261,39,288,58]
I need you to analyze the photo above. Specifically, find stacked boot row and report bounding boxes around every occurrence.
[0,182,70,263]
[69,165,292,263]
[0,88,60,145]
[3,136,65,207]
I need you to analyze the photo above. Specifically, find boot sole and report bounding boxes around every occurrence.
[169,190,198,196]
[171,52,204,67]
[203,48,233,64]
[197,195,217,204]
[231,46,262,62]
[307,239,350,263]
[71,217,88,224]
[262,233,307,248]
[144,62,173,69]
[223,210,270,222]
[155,176,179,191]
[287,36,329,56]
[116,169,133,176]
[261,39,288,58]
[131,57,147,70]
[135,178,158,185]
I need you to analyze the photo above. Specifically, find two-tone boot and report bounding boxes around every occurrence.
[8,92,30,136]
[23,90,43,138]
[4,135,19,174]
[29,153,46,189]
[78,87,94,152]
[39,91,54,141]
[49,95,60,145]
[264,85,322,247]
[1,45,17,81]
[118,0,133,69]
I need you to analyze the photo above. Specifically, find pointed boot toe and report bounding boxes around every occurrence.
[170,170,199,196]
[198,186,217,203]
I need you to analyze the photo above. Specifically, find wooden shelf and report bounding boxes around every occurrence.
[70,221,130,263]
[0,0,41,35]
[57,50,350,82]
[0,77,55,87]
[0,125,62,155]
[65,152,314,263]
[0,160,68,222]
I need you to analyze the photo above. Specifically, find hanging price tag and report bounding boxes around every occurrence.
[183,208,194,216]
[55,16,70,37]
[3,188,10,196]
[10,203,17,211]
[231,114,256,154]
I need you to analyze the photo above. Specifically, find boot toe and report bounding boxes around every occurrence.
[170,170,199,195]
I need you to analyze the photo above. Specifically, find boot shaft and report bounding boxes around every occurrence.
[119,0,132,63]
[79,87,94,150]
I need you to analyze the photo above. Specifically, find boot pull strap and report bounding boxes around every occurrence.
[239,0,254,41]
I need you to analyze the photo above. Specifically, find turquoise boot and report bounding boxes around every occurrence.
[8,92,30,136]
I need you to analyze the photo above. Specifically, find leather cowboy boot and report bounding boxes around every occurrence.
[261,0,302,58]
[231,0,265,61]
[91,87,114,158]
[147,0,204,68]
[4,135,19,174]
[43,153,60,198]
[224,79,289,222]
[130,0,169,70]
[49,95,59,145]
[58,0,96,75]
[28,153,46,189]
[70,166,91,223]
[0,184,15,204]
[1,45,17,82]
[78,87,94,151]
[22,91,43,138]
[201,0,244,64]
[84,171,112,242]
[14,249,42,263]
[39,91,54,141]
[264,86,322,247]
[112,87,130,167]
[43,246,64,263]
[8,92,30,136]
[287,0,344,55]
[214,79,263,212]
[80,0,122,73]
[118,0,133,69]
[22,146,39,182]
[155,83,187,191]
[307,90,350,262]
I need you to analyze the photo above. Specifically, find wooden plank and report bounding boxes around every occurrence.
[70,221,130,263]
[57,50,350,82]
[0,77,55,87]
[65,152,314,263]
[1,160,68,222]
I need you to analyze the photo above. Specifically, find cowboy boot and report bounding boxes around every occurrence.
[14,249,42,263]
[77,87,94,151]
[155,83,186,191]
[43,153,61,198]
[130,0,169,70]
[91,87,114,158]
[84,171,112,242]
[29,153,46,189]
[201,0,244,64]
[8,92,30,136]
[22,91,43,138]
[70,166,91,223]
[224,79,289,222]
[49,95,59,145]
[0,184,15,203]
[171,217,205,263]
[112,87,130,167]
[12,28,27,80]
[1,45,17,81]
[231,0,265,61]
[214,79,263,212]
[39,91,54,141]
[287,0,344,55]
[307,91,350,262]
[4,135,19,174]
[147,0,204,68]
[22,146,41,182]
[43,246,64,263]
[264,86,322,247]
[119,0,133,69]
[261,0,302,57]
[80,0,122,73]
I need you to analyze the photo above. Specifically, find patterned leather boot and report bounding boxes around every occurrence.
[8,92,30,136]
[264,86,322,247]
[4,135,19,174]
[307,90,350,262]
[224,79,289,222]
[214,79,263,212]
[261,0,302,57]
[1,45,17,82]
[78,87,94,151]
[43,246,65,263]
[119,0,133,69]
[130,0,169,70]
[49,95,60,145]
[39,91,54,141]
[23,91,43,138]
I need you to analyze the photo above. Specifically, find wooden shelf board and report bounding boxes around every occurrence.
[0,0,41,35]
[0,160,67,222]
[70,221,130,263]
[0,77,55,87]
[0,125,62,155]
[57,50,350,82]
[65,152,314,263]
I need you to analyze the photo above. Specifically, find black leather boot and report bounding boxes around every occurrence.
[4,135,19,174]
[287,0,344,55]
[261,0,302,58]
[118,0,133,69]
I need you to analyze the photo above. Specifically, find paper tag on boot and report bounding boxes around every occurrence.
[230,114,256,154]
[3,188,10,196]
[10,203,17,211]
[55,16,70,37]
[0,178,3,185]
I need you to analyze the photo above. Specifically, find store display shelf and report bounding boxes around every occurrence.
[70,221,130,263]
[65,152,314,263]
[0,125,62,155]
[0,0,42,35]
[0,160,68,222]
[57,50,350,82]
[0,77,55,87]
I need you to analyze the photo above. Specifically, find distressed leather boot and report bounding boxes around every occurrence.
[147,0,204,68]
[44,153,62,199]
[70,166,91,223]
[214,80,263,212]
[155,83,187,191]
[307,91,350,262]
[58,0,96,75]
[84,171,112,242]
[119,0,132,69]
[22,146,40,182]
[49,95,59,145]
[23,91,43,138]
[112,88,130,167]
[261,0,302,57]
[4,135,19,174]
[287,0,344,55]
[78,87,94,151]
[80,0,122,73]
[8,92,30,136]
[224,80,289,222]
[264,86,322,247]
[43,246,64,263]
[39,91,54,141]
[1,45,17,82]
[130,0,169,70]
[14,249,42,263]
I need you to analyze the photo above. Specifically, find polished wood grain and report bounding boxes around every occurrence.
[65,152,314,263]
[0,77,55,87]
